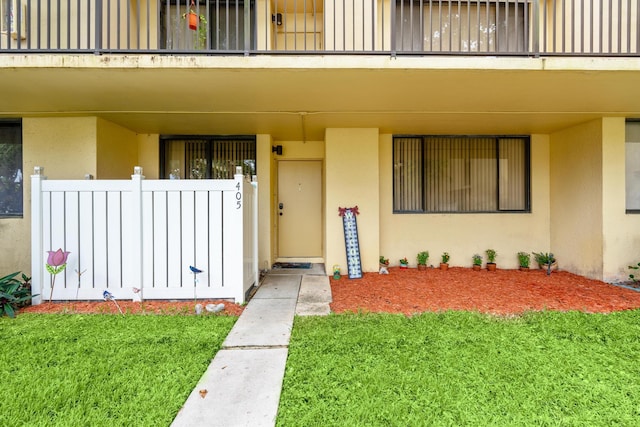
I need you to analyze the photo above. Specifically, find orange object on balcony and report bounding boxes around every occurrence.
[188,12,198,30]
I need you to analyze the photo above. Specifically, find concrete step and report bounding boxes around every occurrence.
[296,275,332,316]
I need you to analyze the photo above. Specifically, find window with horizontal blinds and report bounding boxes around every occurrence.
[393,136,530,213]
[160,136,256,180]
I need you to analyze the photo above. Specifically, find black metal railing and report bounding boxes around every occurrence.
[1,1,638,56]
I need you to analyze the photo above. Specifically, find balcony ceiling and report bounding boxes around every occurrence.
[1,55,640,140]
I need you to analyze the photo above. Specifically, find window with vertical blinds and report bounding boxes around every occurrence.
[395,0,527,53]
[393,136,530,213]
[160,136,256,179]
[625,121,640,212]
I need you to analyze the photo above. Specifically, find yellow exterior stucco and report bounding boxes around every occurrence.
[1,117,99,274]
[96,118,139,179]
[325,128,380,273]
[551,119,605,279]
[601,117,636,282]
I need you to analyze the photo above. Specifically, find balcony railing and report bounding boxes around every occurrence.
[1,1,638,56]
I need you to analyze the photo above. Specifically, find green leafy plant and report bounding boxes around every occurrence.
[0,272,35,318]
[628,261,640,282]
[486,249,497,264]
[472,254,482,266]
[379,256,389,266]
[533,252,556,265]
[416,251,429,266]
[399,257,408,265]
[441,252,450,264]
[517,252,531,268]
[182,10,208,49]
[534,252,557,276]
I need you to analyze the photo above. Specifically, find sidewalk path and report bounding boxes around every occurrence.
[171,265,330,427]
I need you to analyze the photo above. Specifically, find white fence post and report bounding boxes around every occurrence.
[131,167,144,300]
[252,176,259,290]
[30,167,45,305]
[224,169,245,303]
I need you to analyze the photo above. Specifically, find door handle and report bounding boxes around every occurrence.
[279,202,283,215]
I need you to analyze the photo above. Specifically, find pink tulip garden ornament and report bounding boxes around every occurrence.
[46,249,70,302]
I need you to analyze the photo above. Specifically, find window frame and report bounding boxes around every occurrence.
[392,134,531,214]
[0,118,23,218]
[159,134,256,180]
[625,120,640,214]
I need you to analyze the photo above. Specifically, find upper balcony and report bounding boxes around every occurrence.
[1,0,638,57]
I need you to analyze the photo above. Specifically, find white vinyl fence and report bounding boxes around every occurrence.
[31,166,258,304]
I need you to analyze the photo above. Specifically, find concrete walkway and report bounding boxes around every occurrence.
[171,264,331,427]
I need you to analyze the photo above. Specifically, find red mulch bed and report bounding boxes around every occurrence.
[330,267,640,316]
[22,299,244,316]
[20,268,640,317]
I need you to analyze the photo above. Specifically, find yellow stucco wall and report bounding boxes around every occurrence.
[379,134,551,270]
[550,119,604,279]
[0,117,99,275]
[325,128,380,272]
[96,118,139,179]
[256,134,273,270]
[602,118,640,282]
[137,134,159,179]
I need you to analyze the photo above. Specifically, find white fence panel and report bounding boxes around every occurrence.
[141,190,154,291]
[208,191,224,291]
[106,191,123,289]
[92,191,109,296]
[151,191,168,289]
[31,168,258,305]
[78,191,94,295]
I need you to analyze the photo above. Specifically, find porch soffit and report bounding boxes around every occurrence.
[1,55,639,140]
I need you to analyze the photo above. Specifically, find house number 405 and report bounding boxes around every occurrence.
[236,182,242,209]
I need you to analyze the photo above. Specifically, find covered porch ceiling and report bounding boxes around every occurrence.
[1,55,640,140]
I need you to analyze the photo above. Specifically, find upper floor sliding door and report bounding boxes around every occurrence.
[160,0,256,51]
[395,0,528,53]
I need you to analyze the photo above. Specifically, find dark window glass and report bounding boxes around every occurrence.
[0,120,22,217]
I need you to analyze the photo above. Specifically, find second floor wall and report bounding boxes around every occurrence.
[1,0,638,56]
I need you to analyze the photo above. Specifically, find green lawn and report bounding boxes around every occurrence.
[0,314,237,427]
[278,311,640,426]
[6,310,640,426]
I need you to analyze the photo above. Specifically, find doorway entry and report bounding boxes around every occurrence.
[277,160,322,258]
